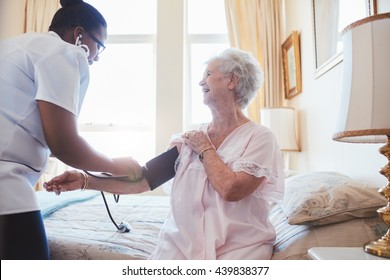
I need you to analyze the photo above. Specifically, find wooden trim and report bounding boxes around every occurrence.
[282,31,302,99]
[333,129,390,141]
[342,12,390,36]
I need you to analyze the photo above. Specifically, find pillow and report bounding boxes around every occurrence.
[280,172,387,226]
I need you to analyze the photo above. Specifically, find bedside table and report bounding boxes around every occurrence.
[308,247,389,260]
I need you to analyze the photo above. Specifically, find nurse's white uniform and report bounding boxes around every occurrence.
[0,31,89,215]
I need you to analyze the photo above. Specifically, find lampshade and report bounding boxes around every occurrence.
[333,13,390,143]
[260,107,300,152]
[333,13,390,258]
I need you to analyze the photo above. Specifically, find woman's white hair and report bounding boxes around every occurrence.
[205,48,264,108]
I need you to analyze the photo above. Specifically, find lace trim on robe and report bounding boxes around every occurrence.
[233,162,277,183]
[232,161,282,201]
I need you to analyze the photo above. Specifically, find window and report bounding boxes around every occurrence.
[80,0,229,159]
[81,0,156,163]
[185,0,229,128]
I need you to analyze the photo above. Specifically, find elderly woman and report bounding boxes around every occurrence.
[44,48,284,260]
[150,48,284,259]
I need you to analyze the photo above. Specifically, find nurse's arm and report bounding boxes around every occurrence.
[38,100,130,174]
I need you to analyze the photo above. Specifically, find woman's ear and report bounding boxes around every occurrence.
[227,75,239,89]
[72,26,85,43]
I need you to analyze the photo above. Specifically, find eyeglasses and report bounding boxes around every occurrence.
[87,32,106,55]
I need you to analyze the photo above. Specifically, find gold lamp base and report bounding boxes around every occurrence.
[364,137,390,258]
[364,206,390,257]
[364,231,390,258]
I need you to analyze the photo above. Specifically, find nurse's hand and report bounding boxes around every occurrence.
[111,157,143,181]
[44,170,84,195]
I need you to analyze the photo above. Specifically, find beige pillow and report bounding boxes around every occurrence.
[281,172,387,226]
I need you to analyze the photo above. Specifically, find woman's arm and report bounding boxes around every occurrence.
[44,141,182,195]
[38,100,142,178]
[183,130,264,202]
[199,149,264,201]
[44,170,150,195]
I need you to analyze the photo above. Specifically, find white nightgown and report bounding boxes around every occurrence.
[150,122,284,260]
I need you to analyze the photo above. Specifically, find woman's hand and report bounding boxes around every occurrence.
[44,170,85,195]
[182,130,213,154]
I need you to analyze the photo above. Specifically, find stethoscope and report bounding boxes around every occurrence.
[85,146,178,233]
[84,146,178,233]
[99,191,132,233]
[84,171,133,233]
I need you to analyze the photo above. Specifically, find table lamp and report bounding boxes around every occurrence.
[333,13,390,258]
[260,107,300,169]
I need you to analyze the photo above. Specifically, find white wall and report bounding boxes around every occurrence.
[283,0,386,186]
[155,0,185,154]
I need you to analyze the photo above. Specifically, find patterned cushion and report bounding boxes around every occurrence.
[280,172,387,226]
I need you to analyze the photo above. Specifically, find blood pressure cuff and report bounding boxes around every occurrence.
[141,146,179,190]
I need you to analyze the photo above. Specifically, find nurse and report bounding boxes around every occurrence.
[0,0,142,259]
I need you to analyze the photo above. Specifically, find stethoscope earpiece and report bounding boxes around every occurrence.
[75,34,90,57]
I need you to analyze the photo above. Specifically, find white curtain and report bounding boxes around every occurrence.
[25,0,60,33]
[225,0,284,122]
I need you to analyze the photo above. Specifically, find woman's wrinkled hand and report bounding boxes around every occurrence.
[182,130,213,154]
[44,170,84,195]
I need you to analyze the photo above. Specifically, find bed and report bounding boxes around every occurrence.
[37,171,387,260]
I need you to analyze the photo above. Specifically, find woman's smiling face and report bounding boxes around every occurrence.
[199,61,231,107]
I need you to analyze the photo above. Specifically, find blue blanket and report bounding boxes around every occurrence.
[36,191,99,218]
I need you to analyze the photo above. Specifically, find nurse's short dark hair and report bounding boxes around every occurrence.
[49,0,107,35]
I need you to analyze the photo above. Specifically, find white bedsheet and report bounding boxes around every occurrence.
[39,192,170,260]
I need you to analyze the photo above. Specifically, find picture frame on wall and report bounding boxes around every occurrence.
[282,31,302,99]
